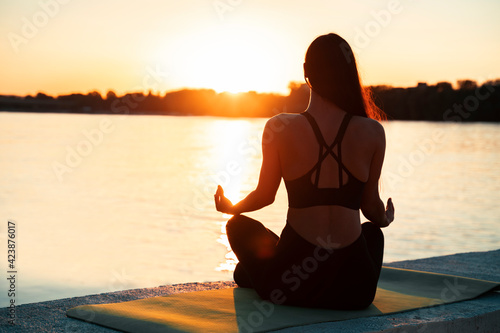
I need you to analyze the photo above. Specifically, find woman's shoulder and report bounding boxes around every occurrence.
[265,112,305,131]
[262,113,306,145]
[351,115,385,139]
[268,112,304,123]
[347,115,386,154]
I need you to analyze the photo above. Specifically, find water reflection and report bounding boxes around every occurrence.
[205,119,255,273]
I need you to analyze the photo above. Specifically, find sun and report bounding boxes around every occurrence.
[160,25,288,94]
[188,27,275,93]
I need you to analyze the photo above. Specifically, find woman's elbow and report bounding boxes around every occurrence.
[262,195,275,207]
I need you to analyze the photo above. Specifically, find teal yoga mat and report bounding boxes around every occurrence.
[67,267,499,333]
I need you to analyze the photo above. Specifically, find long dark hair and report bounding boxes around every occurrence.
[304,33,385,120]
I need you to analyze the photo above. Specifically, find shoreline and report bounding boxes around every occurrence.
[2,249,499,332]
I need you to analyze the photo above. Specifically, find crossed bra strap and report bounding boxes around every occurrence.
[301,112,353,187]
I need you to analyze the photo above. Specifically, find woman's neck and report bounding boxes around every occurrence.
[305,89,345,118]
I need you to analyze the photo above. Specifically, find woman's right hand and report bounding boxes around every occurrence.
[214,185,235,215]
[385,198,395,225]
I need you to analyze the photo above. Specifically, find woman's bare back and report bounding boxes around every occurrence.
[272,109,384,248]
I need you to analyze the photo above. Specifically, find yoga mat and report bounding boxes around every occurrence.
[67,267,500,333]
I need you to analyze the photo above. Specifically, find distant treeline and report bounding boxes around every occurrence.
[1,79,499,121]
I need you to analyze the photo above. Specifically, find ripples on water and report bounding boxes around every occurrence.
[0,112,499,306]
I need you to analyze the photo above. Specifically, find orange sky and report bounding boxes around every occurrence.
[1,0,499,96]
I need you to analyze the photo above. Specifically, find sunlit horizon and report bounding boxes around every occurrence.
[4,76,500,99]
[1,1,499,97]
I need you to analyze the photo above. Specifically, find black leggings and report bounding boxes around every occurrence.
[226,216,384,310]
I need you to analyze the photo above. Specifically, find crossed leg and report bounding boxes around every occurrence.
[226,215,279,288]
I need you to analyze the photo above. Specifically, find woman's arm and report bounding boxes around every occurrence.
[214,118,282,215]
[360,122,395,227]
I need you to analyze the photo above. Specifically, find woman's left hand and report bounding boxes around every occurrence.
[214,185,235,214]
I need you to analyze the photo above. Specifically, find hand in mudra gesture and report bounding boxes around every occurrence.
[214,185,234,215]
[385,198,395,225]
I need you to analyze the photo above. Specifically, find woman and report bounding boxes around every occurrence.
[214,33,394,310]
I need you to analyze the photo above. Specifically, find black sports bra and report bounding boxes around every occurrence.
[284,112,366,210]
